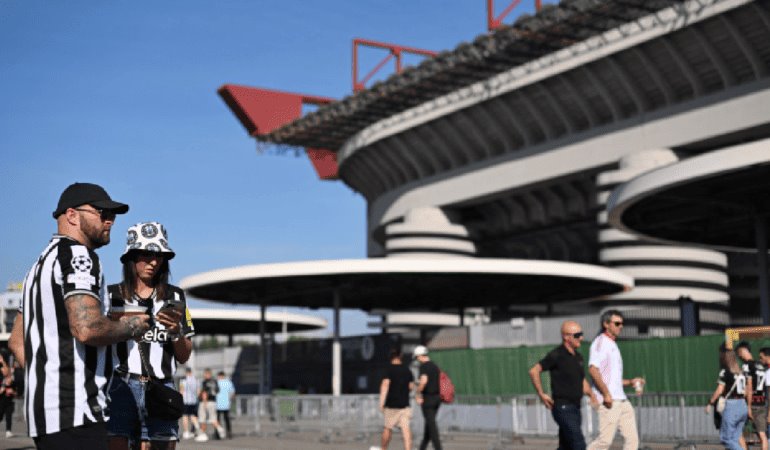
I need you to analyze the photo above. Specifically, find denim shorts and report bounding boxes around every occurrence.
[107,375,179,442]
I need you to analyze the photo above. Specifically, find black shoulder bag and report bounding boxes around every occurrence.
[137,342,184,421]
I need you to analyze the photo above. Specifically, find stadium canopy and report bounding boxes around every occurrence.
[189,308,326,335]
[607,138,770,322]
[181,258,633,395]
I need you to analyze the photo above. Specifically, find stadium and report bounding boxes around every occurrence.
[170,0,770,445]
[217,0,770,338]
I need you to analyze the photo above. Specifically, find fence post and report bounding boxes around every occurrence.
[679,394,687,440]
[254,396,262,435]
[511,397,519,435]
[496,396,502,443]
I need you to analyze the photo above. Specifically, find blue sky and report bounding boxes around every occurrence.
[0,1,546,336]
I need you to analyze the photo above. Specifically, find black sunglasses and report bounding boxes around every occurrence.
[613,321,624,326]
[74,206,116,221]
[571,332,584,339]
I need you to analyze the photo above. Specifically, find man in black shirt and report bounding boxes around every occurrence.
[737,341,767,450]
[379,349,415,450]
[414,345,442,450]
[529,320,597,450]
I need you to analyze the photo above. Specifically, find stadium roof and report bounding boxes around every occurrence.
[253,0,683,150]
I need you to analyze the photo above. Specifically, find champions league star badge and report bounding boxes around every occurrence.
[71,254,93,272]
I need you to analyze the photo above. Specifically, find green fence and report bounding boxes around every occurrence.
[430,334,770,396]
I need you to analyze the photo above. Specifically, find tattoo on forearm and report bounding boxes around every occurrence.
[66,295,135,345]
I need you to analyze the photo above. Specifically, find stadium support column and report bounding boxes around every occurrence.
[332,287,341,397]
[260,303,266,395]
[597,149,730,336]
[757,217,769,325]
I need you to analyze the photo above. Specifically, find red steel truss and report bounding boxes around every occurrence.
[352,38,437,92]
[217,84,339,180]
[487,0,542,31]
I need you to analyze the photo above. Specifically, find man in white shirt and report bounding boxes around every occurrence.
[587,310,645,450]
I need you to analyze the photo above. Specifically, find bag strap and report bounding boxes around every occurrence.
[723,375,739,398]
[136,341,158,380]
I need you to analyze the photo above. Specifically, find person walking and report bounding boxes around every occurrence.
[8,182,151,450]
[379,348,415,450]
[106,221,195,450]
[179,368,200,439]
[216,371,236,439]
[196,368,224,441]
[530,321,598,450]
[736,341,767,450]
[414,345,442,450]
[0,350,17,438]
[587,310,645,450]
[706,345,748,450]
[760,347,770,438]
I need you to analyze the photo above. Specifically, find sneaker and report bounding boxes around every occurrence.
[4,431,12,438]
[194,433,209,442]
[182,431,193,439]
[216,426,226,439]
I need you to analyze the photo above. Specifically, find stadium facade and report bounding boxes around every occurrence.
[222,0,770,338]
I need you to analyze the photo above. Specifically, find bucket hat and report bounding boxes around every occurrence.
[120,221,175,263]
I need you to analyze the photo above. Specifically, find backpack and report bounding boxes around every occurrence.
[438,370,455,404]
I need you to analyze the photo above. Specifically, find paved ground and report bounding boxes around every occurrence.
[0,414,727,449]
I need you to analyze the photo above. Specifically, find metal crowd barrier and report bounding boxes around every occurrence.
[234,392,721,446]
[512,392,719,446]
[235,394,382,442]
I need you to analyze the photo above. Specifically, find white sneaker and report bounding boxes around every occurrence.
[4,431,12,438]
[182,431,193,439]
[194,433,209,442]
[216,426,226,439]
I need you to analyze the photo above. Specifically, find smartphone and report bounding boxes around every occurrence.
[161,298,183,312]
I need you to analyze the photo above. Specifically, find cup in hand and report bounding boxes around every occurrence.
[109,304,148,321]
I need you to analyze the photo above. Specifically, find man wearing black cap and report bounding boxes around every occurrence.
[8,182,151,450]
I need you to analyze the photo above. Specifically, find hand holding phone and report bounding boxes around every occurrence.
[156,300,183,334]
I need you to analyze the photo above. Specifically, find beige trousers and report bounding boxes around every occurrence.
[587,400,639,450]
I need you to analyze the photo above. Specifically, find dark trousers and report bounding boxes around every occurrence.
[33,421,108,450]
[551,402,586,450]
[217,409,231,436]
[419,395,442,450]
[0,396,14,431]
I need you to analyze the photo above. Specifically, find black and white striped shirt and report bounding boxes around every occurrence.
[21,235,110,438]
[108,284,194,379]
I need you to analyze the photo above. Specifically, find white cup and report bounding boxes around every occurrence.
[109,304,148,320]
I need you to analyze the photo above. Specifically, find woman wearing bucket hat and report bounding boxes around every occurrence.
[106,222,195,450]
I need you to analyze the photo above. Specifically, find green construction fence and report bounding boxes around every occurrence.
[430,334,770,396]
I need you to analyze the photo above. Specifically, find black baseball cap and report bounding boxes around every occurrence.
[52,182,129,219]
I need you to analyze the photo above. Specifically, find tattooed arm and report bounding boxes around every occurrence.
[8,311,24,366]
[65,294,151,346]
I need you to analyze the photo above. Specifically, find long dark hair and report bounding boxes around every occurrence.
[120,254,171,300]
[719,348,741,375]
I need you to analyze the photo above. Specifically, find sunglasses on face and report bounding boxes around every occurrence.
[74,206,116,221]
[571,332,584,339]
[613,321,624,326]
